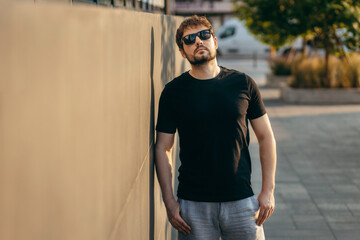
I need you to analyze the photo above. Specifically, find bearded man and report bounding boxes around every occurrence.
[155,15,276,240]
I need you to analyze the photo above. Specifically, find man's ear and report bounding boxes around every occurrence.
[214,36,218,50]
[179,48,187,58]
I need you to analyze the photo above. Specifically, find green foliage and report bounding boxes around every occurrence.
[234,0,360,53]
[269,57,292,76]
[233,0,298,47]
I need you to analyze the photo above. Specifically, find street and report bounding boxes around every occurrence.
[218,57,360,240]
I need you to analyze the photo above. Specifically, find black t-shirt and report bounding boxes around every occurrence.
[156,66,266,202]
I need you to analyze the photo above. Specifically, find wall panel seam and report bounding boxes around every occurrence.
[107,148,150,239]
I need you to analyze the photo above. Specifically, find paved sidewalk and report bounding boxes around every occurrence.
[250,88,360,240]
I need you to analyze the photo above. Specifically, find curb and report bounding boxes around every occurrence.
[266,73,291,88]
[280,86,360,104]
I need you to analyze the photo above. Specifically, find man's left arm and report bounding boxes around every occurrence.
[250,113,277,226]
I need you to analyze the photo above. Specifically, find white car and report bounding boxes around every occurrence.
[216,18,270,57]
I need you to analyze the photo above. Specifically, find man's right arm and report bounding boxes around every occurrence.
[155,131,191,235]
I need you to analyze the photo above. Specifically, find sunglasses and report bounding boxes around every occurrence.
[182,29,212,45]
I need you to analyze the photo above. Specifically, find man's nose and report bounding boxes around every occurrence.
[195,36,203,46]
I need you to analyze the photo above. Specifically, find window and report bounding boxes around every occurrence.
[219,26,235,39]
[72,0,164,12]
[97,0,112,6]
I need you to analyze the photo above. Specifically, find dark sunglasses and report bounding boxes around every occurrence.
[182,29,212,45]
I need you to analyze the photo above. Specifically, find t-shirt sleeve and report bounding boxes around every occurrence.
[155,86,177,134]
[246,75,267,120]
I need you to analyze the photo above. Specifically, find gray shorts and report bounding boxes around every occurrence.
[177,195,265,240]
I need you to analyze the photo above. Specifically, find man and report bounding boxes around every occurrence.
[155,15,276,240]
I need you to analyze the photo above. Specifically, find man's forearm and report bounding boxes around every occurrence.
[155,148,176,206]
[258,136,277,193]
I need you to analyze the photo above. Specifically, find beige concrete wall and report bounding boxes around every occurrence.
[0,2,188,239]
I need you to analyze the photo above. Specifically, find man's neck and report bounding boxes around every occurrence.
[189,59,220,80]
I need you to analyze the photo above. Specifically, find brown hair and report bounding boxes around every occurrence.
[176,15,215,50]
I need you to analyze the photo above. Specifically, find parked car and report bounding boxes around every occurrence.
[216,18,270,57]
[277,37,329,57]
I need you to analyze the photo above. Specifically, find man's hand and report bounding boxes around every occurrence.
[256,191,275,226]
[165,198,191,235]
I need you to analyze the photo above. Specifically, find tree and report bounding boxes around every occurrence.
[233,1,312,48]
[234,0,360,86]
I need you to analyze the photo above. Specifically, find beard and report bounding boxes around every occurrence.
[185,46,217,65]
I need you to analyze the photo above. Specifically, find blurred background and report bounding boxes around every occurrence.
[0,0,359,239]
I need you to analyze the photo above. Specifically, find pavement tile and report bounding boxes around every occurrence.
[264,229,336,239]
[353,178,360,186]
[331,184,360,194]
[309,192,343,200]
[265,237,335,240]
[264,214,296,230]
[329,222,360,230]
[317,169,344,175]
[325,174,354,184]
[306,185,335,194]
[313,197,359,206]
[349,210,360,217]
[279,203,321,215]
[346,203,360,211]
[292,215,329,230]
[324,215,360,223]
[333,229,360,240]
[317,203,348,211]
[264,220,296,230]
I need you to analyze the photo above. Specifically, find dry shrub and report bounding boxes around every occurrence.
[269,57,292,76]
[327,56,340,88]
[288,54,360,88]
[290,56,325,88]
[337,53,360,88]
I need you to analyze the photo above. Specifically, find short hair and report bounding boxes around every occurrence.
[176,15,215,50]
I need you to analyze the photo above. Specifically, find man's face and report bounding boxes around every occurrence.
[180,25,218,65]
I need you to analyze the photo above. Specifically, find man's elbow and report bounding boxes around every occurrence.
[155,143,173,154]
[155,144,174,165]
[258,132,276,145]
